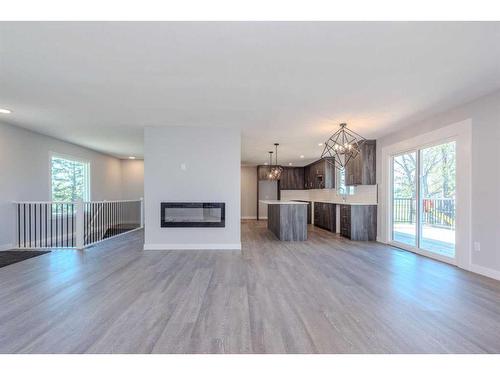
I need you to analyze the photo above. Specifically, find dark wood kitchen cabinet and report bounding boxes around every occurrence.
[279,167,305,190]
[340,204,377,241]
[304,158,335,189]
[313,202,336,232]
[345,140,376,186]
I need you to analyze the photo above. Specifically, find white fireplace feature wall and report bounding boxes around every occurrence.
[144,126,241,250]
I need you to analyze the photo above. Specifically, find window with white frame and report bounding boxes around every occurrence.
[51,154,90,202]
[337,168,355,195]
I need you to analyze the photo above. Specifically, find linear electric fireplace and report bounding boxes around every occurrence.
[160,202,225,227]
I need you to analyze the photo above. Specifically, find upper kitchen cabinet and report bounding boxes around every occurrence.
[279,167,305,190]
[345,140,376,186]
[304,158,335,189]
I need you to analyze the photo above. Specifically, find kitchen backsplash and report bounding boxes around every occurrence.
[281,185,378,205]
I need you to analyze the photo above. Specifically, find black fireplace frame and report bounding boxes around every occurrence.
[160,202,225,228]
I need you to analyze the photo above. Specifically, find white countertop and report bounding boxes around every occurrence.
[259,200,309,205]
[306,200,377,206]
[260,199,376,206]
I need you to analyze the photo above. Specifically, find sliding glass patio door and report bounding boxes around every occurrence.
[391,141,456,261]
[392,151,417,247]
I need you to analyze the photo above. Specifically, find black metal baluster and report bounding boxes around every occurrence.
[40,204,42,247]
[28,204,32,248]
[56,204,59,247]
[65,203,68,247]
[105,202,108,239]
[87,203,90,244]
[102,203,104,240]
[94,203,97,243]
[37,204,41,247]
[102,202,105,240]
[50,204,53,247]
[38,203,41,247]
[88,203,91,244]
[93,203,96,243]
[115,202,118,236]
[96,202,98,243]
[17,204,20,248]
[72,203,74,247]
[98,203,101,241]
[110,202,113,237]
[119,202,122,234]
[34,204,37,248]
[101,203,103,241]
[115,201,118,236]
[61,204,64,247]
[84,203,87,245]
[59,204,62,247]
[45,204,47,247]
[103,203,105,240]
[33,203,37,247]
[117,201,119,236]
[91,203,94,244]
[98,202,100,241]
[23,204,26,248]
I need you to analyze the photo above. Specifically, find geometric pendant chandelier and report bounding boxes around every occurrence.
[320,123,366,170]
[268,143,284,180]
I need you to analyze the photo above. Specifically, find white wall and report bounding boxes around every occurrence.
[281,185,378,205]
[241,166,257,219]
[376,89,500,280]
[143,126,241,250]
[0,121,123,249]
[121,159,144,199]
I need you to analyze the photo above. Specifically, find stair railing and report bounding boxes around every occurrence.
[14,198,143,249]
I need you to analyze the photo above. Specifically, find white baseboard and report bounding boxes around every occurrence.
[241,216,257,220]
[468,264,500,281]
[144,243,242,251]
[0,243,14,251]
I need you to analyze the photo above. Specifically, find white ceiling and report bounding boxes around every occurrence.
[1,22,500,165]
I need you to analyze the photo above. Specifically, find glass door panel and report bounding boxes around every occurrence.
[419,141,456,257]
[392,151,417,246]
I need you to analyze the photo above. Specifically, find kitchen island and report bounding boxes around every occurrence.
[259,200,308,241]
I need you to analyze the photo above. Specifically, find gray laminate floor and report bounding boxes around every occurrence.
[1,220,500,353]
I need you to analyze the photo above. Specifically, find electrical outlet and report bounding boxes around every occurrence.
[474,242,481,252]
[180,163,187,171]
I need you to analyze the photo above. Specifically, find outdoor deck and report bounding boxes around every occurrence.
[393,223,455,258]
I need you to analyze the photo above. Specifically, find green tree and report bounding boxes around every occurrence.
[51,157,88,202]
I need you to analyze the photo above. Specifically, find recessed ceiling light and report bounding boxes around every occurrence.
[0,108,12,114]
[128,156,136,159]
[288,162,293,166]
[318,143,323,146]
[264,162,268,165]
[300,155,305,159]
